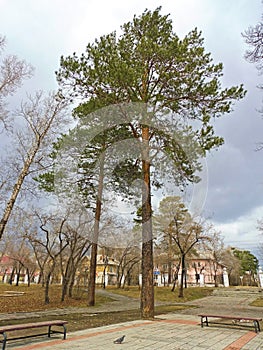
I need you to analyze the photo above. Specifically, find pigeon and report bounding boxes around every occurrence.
[113,335,125,344]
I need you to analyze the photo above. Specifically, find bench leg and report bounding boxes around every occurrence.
[62,324,67,340]
[48,325,51,338]
[253,320,260,333]
[48,325,67,340]
[200,316,209,328]
[0,332,7,350]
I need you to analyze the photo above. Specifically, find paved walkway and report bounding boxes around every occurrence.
[3,288,263,349]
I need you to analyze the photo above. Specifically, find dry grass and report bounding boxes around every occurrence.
[0,284,109,313]
[250,297,263,307]
[0,283,116,333]
[0,283,213,333]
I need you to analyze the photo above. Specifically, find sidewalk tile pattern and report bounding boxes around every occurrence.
[8,314,263,350]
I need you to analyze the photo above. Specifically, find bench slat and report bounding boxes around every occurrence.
[198,314,261,333]
[0,320,68,333]
[0,320,68,349]
[198,314,262,321]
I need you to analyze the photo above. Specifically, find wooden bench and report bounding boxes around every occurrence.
[198,314,262,333]
[0,320,68,349]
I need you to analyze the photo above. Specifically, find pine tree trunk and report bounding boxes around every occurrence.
[140,125,154,319]
[88,242,98,305]
[87,152,105,306]
[141,240,154,318]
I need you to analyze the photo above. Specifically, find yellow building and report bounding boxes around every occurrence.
[96,255,119,286]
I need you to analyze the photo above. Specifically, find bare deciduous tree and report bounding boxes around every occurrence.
[154,196,209,297]
[0,91,69,240]
[115,244,141,289]
[0,35,33,130]
[221,247,241,286]
[58,208,92,301]
[243,12,263,71]
[25,212,69,304]
[201,229,225,287]
[243,8,263,150]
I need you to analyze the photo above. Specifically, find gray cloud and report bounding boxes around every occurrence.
[0,0,262,252]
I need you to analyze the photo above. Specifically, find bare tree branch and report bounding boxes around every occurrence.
[0,35,34,131]
[0,92,69,240]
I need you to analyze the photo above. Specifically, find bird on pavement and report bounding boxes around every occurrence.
[113,335,125,344]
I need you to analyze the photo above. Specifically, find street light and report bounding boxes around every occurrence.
[103,256,109,289]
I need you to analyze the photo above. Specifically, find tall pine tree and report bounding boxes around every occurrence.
[56,7,245,318]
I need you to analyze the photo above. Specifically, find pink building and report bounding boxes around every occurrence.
[0,255,35,284]
[154,253,226,287]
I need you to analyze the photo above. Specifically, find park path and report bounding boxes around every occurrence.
[0,288,140,321]
[179,288,263,318]
[4,287,263,350]
[0,287,262,321]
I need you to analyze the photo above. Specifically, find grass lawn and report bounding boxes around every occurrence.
[250,297,263,307]
[107,285,214,303]
[0,283,214,332]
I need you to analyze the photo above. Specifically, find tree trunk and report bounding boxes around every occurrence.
[9,268,15,285]
[87,152,105,306]
[0,125,47,239]
[184,270,187,288]
[88,242,98,305]
[45,272,51,304]
[178,255,185,298]
[140,125,154,319]
[141,240,154,318]
[127,271,131,286]
[168,233,173,284]
[26,268,30,287]
[214,274,218,287]
[0,93,66,240]
[61,276,70,302]
[0,155,35,240]
[16,269,21,286]
[61,259,72,301]
[117,269,124,288]
[171,280,176,292]
[68,266,77,298]
[2,270,6,283]
[40,272,45,286]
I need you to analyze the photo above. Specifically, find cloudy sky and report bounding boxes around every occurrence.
[1,0,262,256]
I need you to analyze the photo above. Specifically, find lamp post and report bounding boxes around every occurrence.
[103,256,108,289]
